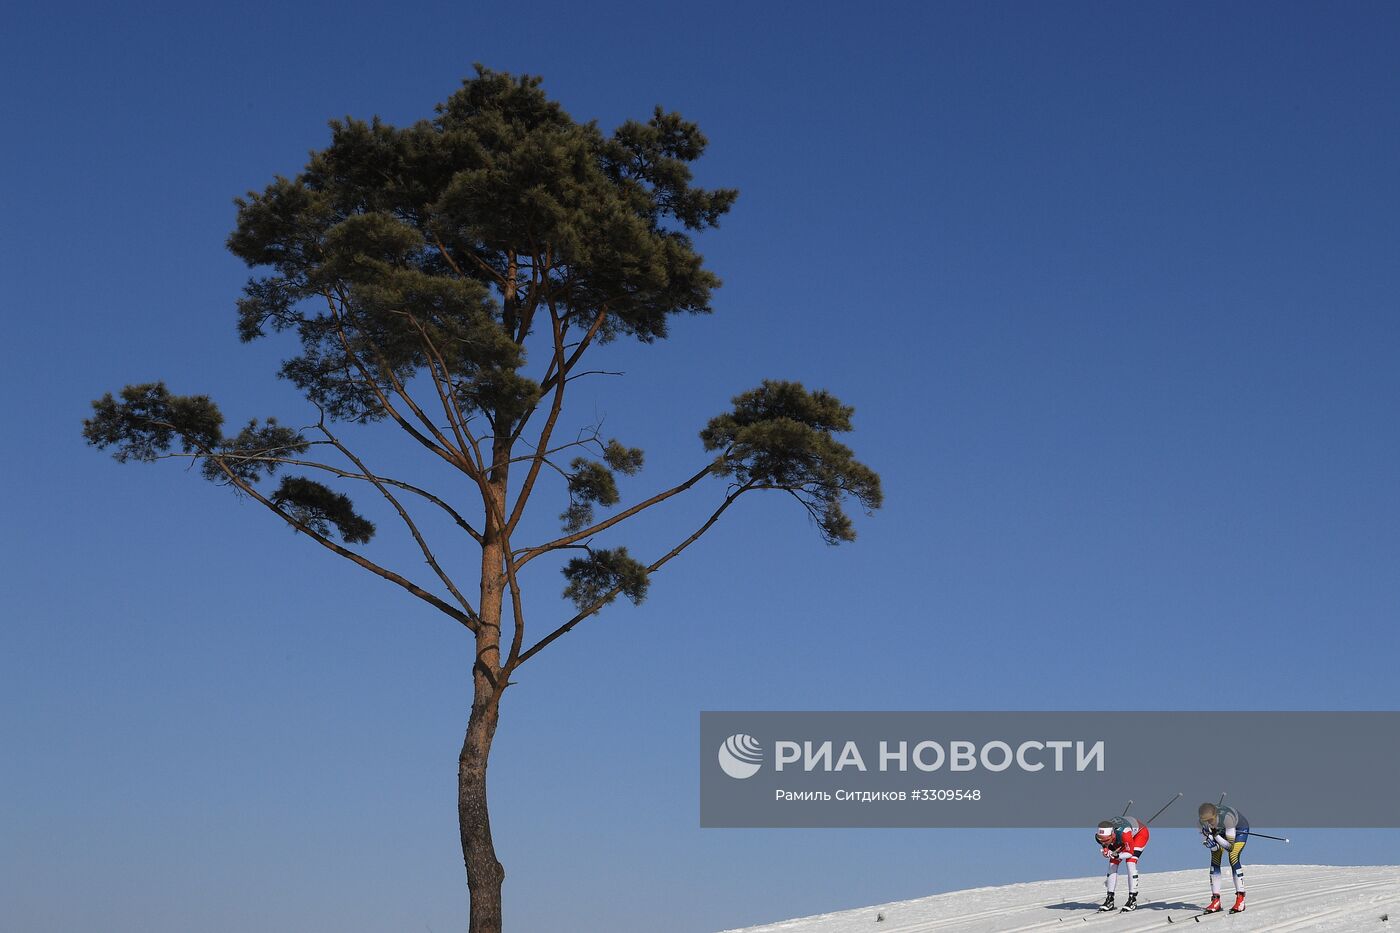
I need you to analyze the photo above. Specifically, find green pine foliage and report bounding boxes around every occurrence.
[703,380,883,544]
[83,382,224,461]
[83,66,878,643]
[270,476,376,545]
[226,66,736,430]
[561,547,650,610]
[602,439,644,475]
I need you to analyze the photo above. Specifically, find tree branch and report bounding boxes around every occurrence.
[162,447,485,545]
[501,551,528,675]
[329,289,466,466]
[564,369,624,383]
[502,430,606,466]
[394,308,485,475]
[389,308,514,533]
[504,305,570,533]
[510,481,754,668]
[316,419,480,619]
[430,230,506,289]
[320,288,468,474]
[202,441,479,632]
[514,460,718,569]
[504,304,613,535]
[536,305,607,396]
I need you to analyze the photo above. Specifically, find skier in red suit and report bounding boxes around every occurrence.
[1094,815,1150,912]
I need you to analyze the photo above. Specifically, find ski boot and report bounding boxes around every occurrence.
[1098,893,1115,912]
[1120,892,1138,912]
[1229,892,1246,914]
[1203,894,1223,914]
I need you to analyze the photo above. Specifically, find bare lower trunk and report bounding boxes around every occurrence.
[460,444,510,931]
[459,689,503,933]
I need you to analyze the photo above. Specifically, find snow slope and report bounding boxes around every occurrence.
[722,866,1399,932]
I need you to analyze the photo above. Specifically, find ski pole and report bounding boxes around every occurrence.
[1144,792,1182,826]
[1246,831,1291,843]
[1120,799,1133,817]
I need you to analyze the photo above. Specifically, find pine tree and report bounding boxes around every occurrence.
[84,67,880,933]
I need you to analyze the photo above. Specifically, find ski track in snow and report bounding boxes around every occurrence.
[720,866,1400,933]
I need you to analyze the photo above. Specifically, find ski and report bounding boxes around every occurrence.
[1166,908,1224,923]
[1065,901,1128,921]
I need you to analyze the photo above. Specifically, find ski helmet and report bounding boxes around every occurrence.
[1096,820,1116,843]
[1198,803,1218,827]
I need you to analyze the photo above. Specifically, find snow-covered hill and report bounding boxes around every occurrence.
[722,865,1399,932]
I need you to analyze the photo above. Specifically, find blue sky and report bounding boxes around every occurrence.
[3,1,1399,930]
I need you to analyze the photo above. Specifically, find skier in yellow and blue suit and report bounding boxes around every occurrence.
[1197,802,1249,914]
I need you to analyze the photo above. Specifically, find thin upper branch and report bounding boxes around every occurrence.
[330,289,469,468]
[501,551,529,674]
[537,306,608,396]
[504,304,612,534]
[513,460,719,569]
[503,305,570,533]
[502,430,607,466]
[200,440,479,632]
[183,447,484,545]
[393,308,482,473]
[564,369,624,383]
[510,481,754,668]
[316,420,480,619]
[430,230,507,289]
[319,288,465,473]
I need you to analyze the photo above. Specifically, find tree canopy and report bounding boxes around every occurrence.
[85,67,880,630]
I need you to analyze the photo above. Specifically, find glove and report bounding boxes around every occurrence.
[1203,838,1220,850]
[1102,846,1114,858]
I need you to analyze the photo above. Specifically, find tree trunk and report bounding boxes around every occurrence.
[459,686,504,933]
[459,440,511,931]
